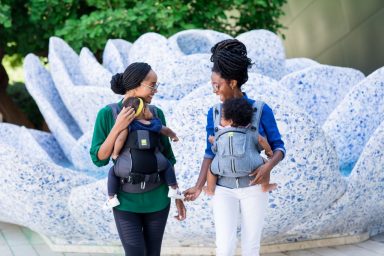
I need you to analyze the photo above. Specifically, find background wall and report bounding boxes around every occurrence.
[280,0,384,75]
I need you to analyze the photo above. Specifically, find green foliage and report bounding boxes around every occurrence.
[0,0,287,58]
[0,2,11,28]
[6,82,44,129]
[56,0,287,53]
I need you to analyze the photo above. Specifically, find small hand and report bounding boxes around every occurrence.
[174,199,186,221]
[208,135,215,145]
[183,186,202,201]
[171,136,179,142]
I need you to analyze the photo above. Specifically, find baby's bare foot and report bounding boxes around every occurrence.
[261,183,277,192]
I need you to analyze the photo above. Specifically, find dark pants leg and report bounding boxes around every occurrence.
[113,204,170,256]
[108,166,120,196]
[162,162,177,186]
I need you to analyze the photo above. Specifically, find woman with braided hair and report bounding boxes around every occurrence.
[184,39,285,256]
[90,62,186,256]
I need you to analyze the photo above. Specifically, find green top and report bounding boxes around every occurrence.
[90,100,176,213]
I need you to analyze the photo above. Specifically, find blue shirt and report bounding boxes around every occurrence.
[204,93,286,159]
[129,118,162,133]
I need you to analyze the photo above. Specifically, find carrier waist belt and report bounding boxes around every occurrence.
[217,175,253,189]
[121,172,161,185]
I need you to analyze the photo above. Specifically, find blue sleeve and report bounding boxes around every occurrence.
[259,104,286,159]
[204,107,215,159]
[151,118,163,133]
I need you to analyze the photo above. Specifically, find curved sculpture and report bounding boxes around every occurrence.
[279,65,365,125]
[0,29,382,249]
[322,67,384,173]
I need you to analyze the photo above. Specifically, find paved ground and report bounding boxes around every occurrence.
[1,222,383,256]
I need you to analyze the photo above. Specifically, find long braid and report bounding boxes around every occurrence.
[210,39,252,88]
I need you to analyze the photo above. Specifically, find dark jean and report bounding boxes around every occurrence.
[113,204,170,256]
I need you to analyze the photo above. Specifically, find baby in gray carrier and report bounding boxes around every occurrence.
[104,97,183,209]
[204,98,277,195]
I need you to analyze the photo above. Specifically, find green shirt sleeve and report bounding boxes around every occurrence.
[90,106,114,167]
[156,107,177,166]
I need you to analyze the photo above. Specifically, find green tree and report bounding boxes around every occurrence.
[0,0,286,128]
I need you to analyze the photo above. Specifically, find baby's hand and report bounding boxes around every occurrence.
[171,136,179,142]
[208,135,215,145]
[265,150,273,158]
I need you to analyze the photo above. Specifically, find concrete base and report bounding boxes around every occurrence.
[42,232,370,255]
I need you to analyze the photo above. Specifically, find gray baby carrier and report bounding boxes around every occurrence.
[109,103,169,193]
[210,100,265,188]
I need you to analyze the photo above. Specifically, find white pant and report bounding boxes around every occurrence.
[212,185,268,256]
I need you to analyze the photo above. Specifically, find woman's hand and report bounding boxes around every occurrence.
[114,107,135,132]
[249,162,272,186]
[183,186,202,201]
[174,199,186,221]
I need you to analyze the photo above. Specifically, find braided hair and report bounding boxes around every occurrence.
[110,62,151,95]
[210,39,252,88]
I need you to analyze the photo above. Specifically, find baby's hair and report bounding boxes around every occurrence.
[123,97,145,115]
[222,98,253,127]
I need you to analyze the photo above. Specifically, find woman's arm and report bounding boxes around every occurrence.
[97,107,135,161]
[249,150,283,185]
[160,126,178,141]
[249,104,285,185]
[90,106,135,166]
[112,129,129,159]
[184,108,215,201]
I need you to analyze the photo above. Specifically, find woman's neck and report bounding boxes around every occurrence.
[232,89,244,99]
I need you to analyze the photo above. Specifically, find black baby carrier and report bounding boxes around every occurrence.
[109,103,169,193]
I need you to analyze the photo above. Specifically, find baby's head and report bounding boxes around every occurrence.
[221,98,253,127]
[123,97,153,120]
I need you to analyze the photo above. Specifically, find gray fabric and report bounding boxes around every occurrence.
[211,100,266,189]
[107,103,164,193]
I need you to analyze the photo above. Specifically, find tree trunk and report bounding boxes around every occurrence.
[0,50,34,128]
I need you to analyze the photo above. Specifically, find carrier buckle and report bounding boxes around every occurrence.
[140,181,146,190]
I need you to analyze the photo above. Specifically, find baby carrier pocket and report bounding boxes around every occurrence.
[219,131,247,158]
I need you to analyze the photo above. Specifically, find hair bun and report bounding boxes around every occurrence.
[110,73,125,95]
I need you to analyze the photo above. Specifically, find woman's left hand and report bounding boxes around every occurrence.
[174,199,186,221]
[249,162,272,186]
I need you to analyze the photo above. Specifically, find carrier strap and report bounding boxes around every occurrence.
[212,100,265,136]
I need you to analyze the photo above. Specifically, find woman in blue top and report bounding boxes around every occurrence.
[184,39,285,256]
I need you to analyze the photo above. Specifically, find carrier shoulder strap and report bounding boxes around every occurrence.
[147,105,164,152]
[108,103,122,121]
[251,100,265,132]
[251,100,265,152]
[213,100,265,136]
[213,103,221,136]
[147,105,159,119]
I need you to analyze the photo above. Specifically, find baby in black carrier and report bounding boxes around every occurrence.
[104,97,183,209]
